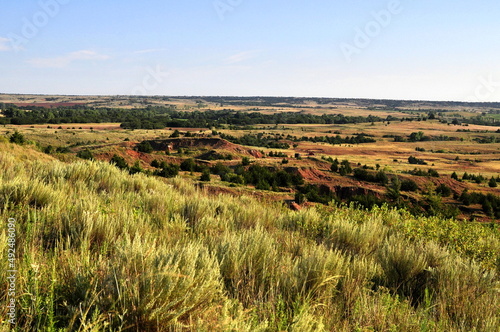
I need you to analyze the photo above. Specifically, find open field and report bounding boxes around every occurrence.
[1,94,499,222]
[4,121,500,177]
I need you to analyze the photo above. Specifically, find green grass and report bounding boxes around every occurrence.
[0,141,499,331]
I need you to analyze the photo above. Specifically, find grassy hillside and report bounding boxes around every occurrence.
[0,141,499,331]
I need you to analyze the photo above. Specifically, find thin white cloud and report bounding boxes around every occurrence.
[224,50,260,64]
[28,50,110,68]
[134,48,164,54]
[0,37,11,51]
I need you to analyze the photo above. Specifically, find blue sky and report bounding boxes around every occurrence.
[1,0,499,101]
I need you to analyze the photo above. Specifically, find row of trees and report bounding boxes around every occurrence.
[219,133,290,149]
[460,172,500,186]
[390,131,461,143]
[459,191,500,218]
[208,162,304,191]
[1,105,388,128]
[293,133,376,145]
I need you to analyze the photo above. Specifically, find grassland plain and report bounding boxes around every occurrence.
[2,113,499,223]
[0,139,499,331]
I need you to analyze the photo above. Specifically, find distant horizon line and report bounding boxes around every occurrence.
[1,92,499,105]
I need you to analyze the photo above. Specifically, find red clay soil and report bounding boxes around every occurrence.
[147,138,264,158]
[289,166,386,198]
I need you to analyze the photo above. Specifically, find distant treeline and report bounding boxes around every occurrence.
[218,132,376,149]
[386,131,462,143]
[191,96,500,109]
[1,105,387,128]
[293,133,376,145]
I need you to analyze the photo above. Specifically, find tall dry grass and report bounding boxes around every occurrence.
[0,141,498,331]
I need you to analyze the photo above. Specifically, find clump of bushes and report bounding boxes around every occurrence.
[400,179,418,192]
[353,168,389,184]
[154,162,179,178]
[76,149,93,160]
[9,131,26,144]
[136,141,153,153]
[408,156,427,165]
[330,159,353,176]
[459,190,500,218]
[408,168,439,178]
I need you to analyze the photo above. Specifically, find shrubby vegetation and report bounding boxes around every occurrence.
[0,142,498,331]
[9,131,25,144]
[136,140,154,153]
[76,149,93,160]
[474,136,500,144]
[292,133,376,145]
[459,190,500,218]
[220,133,290,149]
[353,168,389,184]
[390,131,462,142]
[210,162,304,191]
[462,172,497,185]
[408,155,427,165]
[328,159,353,176]
[0,105,387,128]
[407,168,440,178]
[400,178,419,192]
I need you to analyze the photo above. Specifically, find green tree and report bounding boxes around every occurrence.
[339,160,352,176]
[330,158,339,173]
[180,158,196,172]
[137,141,153,153]
[436,184,452,197]
[489,177,498,188]
[110,154,128,170]
[256,179,270,191]
[129,161,143,174]
[376,170,389,184]
[401,179,418,192]
[76,149,93,160]
[294,192,306,204]
[409,131,425,142]
[43,145,54,154]
[155,163,179,178]
[200,169,211,182]
[386,176,401,204]
[9,131,25,144]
